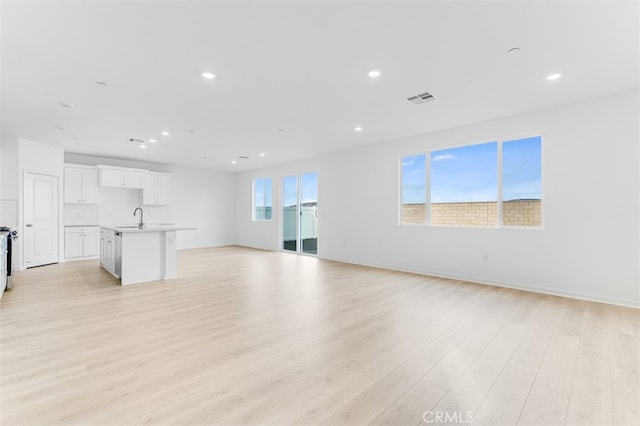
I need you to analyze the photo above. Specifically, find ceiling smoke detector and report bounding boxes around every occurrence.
[406,91,437,105]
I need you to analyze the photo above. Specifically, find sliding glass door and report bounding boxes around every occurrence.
[283,176,298,252]
[283,172,318,254]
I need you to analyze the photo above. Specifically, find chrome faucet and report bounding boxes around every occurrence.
[133,207,144,229]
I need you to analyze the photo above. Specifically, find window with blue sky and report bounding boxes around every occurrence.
[503,136,542,201]
[253,177,272,221]
[401,154,427,205]
[401,136,542,227]
[430,142,497,203]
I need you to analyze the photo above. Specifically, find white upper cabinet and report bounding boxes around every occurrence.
[98,166,145,189]
[123,170,145,188]
[143,172,172,205]
[64,166,98,203]
[99,168,123,187]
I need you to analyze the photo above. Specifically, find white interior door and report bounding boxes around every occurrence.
[24,172,59,268]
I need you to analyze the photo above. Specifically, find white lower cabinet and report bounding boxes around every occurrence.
[65,226,99,259]
[100,228,118,276]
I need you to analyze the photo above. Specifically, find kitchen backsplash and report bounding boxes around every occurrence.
[64,204,98,226]
[96,187,173,226]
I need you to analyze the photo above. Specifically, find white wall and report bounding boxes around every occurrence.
[0,134,20,229]
[0,133,19,200]
[235,91,640,307]
[170,167,236,249]
[18,138,65,269]
[64,153,236,249]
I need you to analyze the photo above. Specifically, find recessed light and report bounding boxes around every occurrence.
[161,131,170,136]
[368,70,381,78]
[202,72,215,80]
[546,73,562,81]
[140,145,147,149]
[259,153,265,157]
[149,138,157,143]
[231,160,237,164]
[59,102,75,109]
[354,126,363,132]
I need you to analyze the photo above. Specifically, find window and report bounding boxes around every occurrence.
[400,136,542,228]
[431,142,497,227]
[253,178,272,221]
[502,136,542,226]
[401,154,427,224]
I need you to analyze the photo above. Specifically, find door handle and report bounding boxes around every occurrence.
[26,224,33,227]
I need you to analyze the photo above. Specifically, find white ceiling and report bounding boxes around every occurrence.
[1,1,638,172]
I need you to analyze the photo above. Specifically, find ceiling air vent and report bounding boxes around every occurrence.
[406,91,437,105]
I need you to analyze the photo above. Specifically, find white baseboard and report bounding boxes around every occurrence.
[319,254,640,309]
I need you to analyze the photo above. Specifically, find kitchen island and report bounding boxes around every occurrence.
[100,225,195,285]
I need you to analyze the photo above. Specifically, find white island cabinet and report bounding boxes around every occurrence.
[100,225,195,285]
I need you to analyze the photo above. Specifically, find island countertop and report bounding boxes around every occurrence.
[100,224,196,233]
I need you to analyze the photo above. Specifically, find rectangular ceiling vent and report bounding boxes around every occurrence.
[406,91,437,105]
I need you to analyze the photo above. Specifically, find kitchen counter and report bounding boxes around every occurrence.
[100,225,195,285]
[101,224,196,233]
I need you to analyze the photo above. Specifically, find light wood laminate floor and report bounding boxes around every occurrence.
[1,246,638,425]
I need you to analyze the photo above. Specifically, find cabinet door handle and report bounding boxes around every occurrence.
[26,224,33,227]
